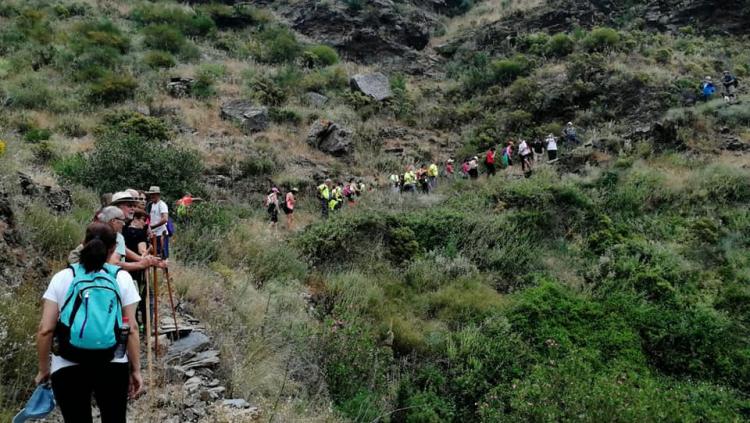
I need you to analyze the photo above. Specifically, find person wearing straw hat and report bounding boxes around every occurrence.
[146,186,169,259]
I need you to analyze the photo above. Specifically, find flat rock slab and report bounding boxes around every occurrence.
[220,100,269,134]
[166,331,209,359]
[350,73,392,101]
[181,350,220,370]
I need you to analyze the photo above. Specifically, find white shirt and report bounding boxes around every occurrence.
[546,137,558,151]
[43,267,140,373]
[519,141,531,156]
[149,200,169,236]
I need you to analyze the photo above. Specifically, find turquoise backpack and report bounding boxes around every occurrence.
[55,263,123,363]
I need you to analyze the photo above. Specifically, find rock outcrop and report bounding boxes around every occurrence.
[351,73,393,101]
[18,172,72,214]
[282,0,435,66]
[306,120,353,157]
[220,100,269,134]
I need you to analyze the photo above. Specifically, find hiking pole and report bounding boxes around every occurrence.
[151,237,160,358]
[144,268,153,394]
[163,266,179,341]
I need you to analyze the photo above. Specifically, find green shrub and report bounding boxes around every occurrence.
[130,3,215,36]
[142,24,185,53]
[97,110,172,142]
[198,3,269,29]
[88,73,137,104]
[191,63,226,99]
[546,33,575,57]
[20,202,84,260]
[23,127,51,143]
[70,20,130,55]
[489,55,529,86]
[143,50,176,69]
[304,44,340,67]
[343,0,364,12]
[56,135,202,199]
[4,73,53,109]
[654,48,672,64]
[255,26,302,64]
[269,107,302,125]
[584,27,621,52]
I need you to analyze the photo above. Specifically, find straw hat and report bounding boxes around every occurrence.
[145,186,161,194]
[110,191,137,205]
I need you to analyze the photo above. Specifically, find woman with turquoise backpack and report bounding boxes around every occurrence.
[35,222,142,423]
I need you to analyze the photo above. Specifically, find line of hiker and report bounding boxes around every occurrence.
[34,185,184,423]
[316,178,368,219]
[700,71,740,103]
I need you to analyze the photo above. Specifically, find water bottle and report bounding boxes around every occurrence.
[114,316,130,359]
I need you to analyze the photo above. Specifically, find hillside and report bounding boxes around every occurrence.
[1,0,750,421]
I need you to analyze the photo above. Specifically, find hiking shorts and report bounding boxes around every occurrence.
[268,206,278,223]
[486,163,496,176]
[548,150,558,161]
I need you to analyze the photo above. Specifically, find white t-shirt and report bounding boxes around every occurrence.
[149,200,169,236]
[43,267,140,374]
[519,141,531,156]
[546,137,558,151]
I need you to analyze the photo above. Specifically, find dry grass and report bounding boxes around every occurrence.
[433,0,545,45]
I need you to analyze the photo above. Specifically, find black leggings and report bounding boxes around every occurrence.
[51,362,130,423]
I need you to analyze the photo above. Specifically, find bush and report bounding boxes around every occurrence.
[88,73,137,104]
[584,27,621,52]
[255,26,302,64]
[489,55,529,86]
[4,73,53,109]
[192,63,226,99]
[269,107,302,125]
[56,136,202,199]
[23,127,51,143]
[198,3,270,29]
[304,44,340,67]
[130,3,215,36]
[546,33,575,57]
[56,117,87,138]
[97,110,172,142]
[142,24,185,54]
[143,50,176,69]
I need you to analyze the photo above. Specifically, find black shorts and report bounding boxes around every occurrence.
[283,207,294,215]
[486,163,496,175]
[268,206,278,222]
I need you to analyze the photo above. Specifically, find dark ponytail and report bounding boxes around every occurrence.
[80,222,117,273]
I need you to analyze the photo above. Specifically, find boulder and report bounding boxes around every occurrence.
[350,73,392,101]
[220,100,269,134]
[305,92,329,107]
[306,120,353,157]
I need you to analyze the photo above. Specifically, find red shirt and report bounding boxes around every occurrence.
[486,150,495,164]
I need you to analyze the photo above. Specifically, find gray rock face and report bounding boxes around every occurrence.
[220,100,269,134]
[306,120,353,157]
[305,92,329,107]
[351,73,392,101]
[18,172,72,214]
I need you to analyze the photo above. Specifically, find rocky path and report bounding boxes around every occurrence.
[39,304,259,422]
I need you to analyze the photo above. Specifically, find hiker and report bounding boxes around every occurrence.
[389,173,400,194]
[146,186,169,259]
[175,193,194,220]
[485,147,497,177]
[546,133,558,161]
[468,156,479,179]
[417,163,430,194]
[265,187,280,229]
[344,178,358,206]
[563,122,580,145]
[403,166,417,193]
[427,162,439,190]
[36,222,142,423]
[531,138,545,162]
[722,70,739,103]
[333,182,344,210]
[460,159,470,178]
[502,141,513,171]
[445,159,455,178]
[518,139,532,173]
[317,179,332,219]
[122,209,151,330]
[700,76,716,102]
[284,188,297,230]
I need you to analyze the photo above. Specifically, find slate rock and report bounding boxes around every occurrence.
[167,77,194,98]
[306,120,353,157]
[166,331,210,362]
[220,100,269,134]
[222,399,252,409]
[350,73,392,101]
[305,92,329,107]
